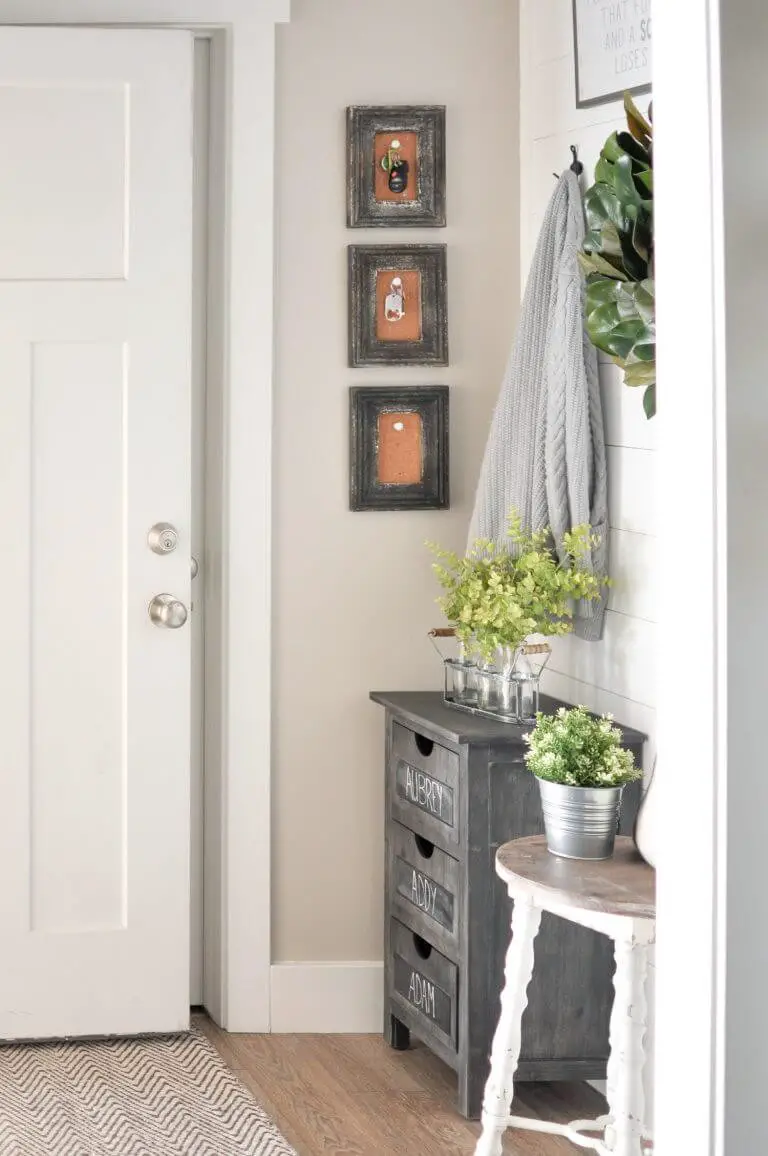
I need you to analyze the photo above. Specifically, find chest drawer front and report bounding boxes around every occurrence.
[389,722,461,852]
[389,821,460,955]
[389,918,457,1050]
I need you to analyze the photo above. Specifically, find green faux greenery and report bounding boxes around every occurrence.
[524,705,640,788]
[578,93,656,420]
[427,514,607,662]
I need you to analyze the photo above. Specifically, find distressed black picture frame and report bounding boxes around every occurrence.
[346,105,446,228]
[349,386,449,512]
[348,244,449,368]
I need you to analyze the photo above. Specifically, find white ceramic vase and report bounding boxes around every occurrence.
[634,758,658,868]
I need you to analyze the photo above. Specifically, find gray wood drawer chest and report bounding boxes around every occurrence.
[370,690,645,1120]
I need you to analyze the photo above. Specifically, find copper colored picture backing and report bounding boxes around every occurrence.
[373,130,418,203]
[376,411,424,485]
[375,268,423,342]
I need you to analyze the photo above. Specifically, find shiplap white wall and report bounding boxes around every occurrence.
[519,1,656,1117]
[519,0,656,758]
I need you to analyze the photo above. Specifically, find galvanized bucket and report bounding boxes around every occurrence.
[537,778,623,860]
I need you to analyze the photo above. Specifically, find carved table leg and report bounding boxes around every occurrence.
[474,896,542,1156]
[604,921,653,1156]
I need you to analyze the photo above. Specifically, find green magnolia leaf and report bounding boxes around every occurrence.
[599,131,650,183]
[583,229,627,269]
[613,283,641,320]
[589,311,643,360]
[593,153,614,188]
[584,276,627,306]
[632,216,652,264]
[612,318,649,343]
[585,277,656,375]
[617,228,649,281]
[614,130,651,167]
[631,338,655,362]
[578,250,629,282]
[581,93,655,419]
[623,359,656,388]
[599,131,624,165]
[635,167,653,195]
[583,182,625,231]
[624,92,652,150]
[597,220,623,259]
[610,153,645,209]
[633,279,655,324]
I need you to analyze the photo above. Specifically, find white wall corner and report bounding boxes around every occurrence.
[270,962,384,1034]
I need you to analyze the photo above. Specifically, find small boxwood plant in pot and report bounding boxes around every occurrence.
[524,706,641,860]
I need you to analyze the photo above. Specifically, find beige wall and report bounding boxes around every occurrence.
[273,0,519,962]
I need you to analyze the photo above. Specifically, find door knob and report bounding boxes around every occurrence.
[148,593,188,629]
[190,555,199,580]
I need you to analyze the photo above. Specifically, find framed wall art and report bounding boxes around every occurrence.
[346,105,446,228]
[572,0,652,109]
[349,386,449,512]
[348,244,448,367]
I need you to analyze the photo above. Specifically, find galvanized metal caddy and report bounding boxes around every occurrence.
[429,628,551,724]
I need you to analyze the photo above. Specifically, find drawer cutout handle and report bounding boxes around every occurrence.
[414,733,434,758]
[412,933,433,961]
[413,833,435,860]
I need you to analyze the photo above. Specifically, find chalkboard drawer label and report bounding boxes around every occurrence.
[388,822,461,953]
[394,856,454,933]
[389,723,461,852]
[389,917,458,1048]
[394,954,452,1037]
[396,761,454,826]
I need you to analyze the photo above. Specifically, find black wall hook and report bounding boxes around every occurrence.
[553,145,584,181]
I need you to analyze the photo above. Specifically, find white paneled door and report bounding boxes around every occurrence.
[0,28,193,1039]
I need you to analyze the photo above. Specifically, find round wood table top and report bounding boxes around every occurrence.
[496,836,655,920]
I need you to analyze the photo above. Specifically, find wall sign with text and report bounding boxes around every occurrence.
[573,0,652,108]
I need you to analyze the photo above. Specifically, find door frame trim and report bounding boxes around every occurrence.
[654,2,724,1152]
[0,0,289,1031]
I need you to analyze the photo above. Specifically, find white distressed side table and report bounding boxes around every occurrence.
[475,835,655,1156]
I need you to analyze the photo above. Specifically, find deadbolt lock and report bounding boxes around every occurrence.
[148,522,179,555]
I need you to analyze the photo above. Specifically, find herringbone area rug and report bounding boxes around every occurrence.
[0,1029,296,1155]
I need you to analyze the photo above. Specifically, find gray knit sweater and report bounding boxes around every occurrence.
[468,170,608,641]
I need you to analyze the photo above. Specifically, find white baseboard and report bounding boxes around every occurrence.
[270,961,384,1033]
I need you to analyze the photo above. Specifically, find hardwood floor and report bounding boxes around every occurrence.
[195,1014,606,1155]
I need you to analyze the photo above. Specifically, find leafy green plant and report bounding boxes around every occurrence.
[427,513,607,662]
[524,705,640,788]
[578,93,655,420]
